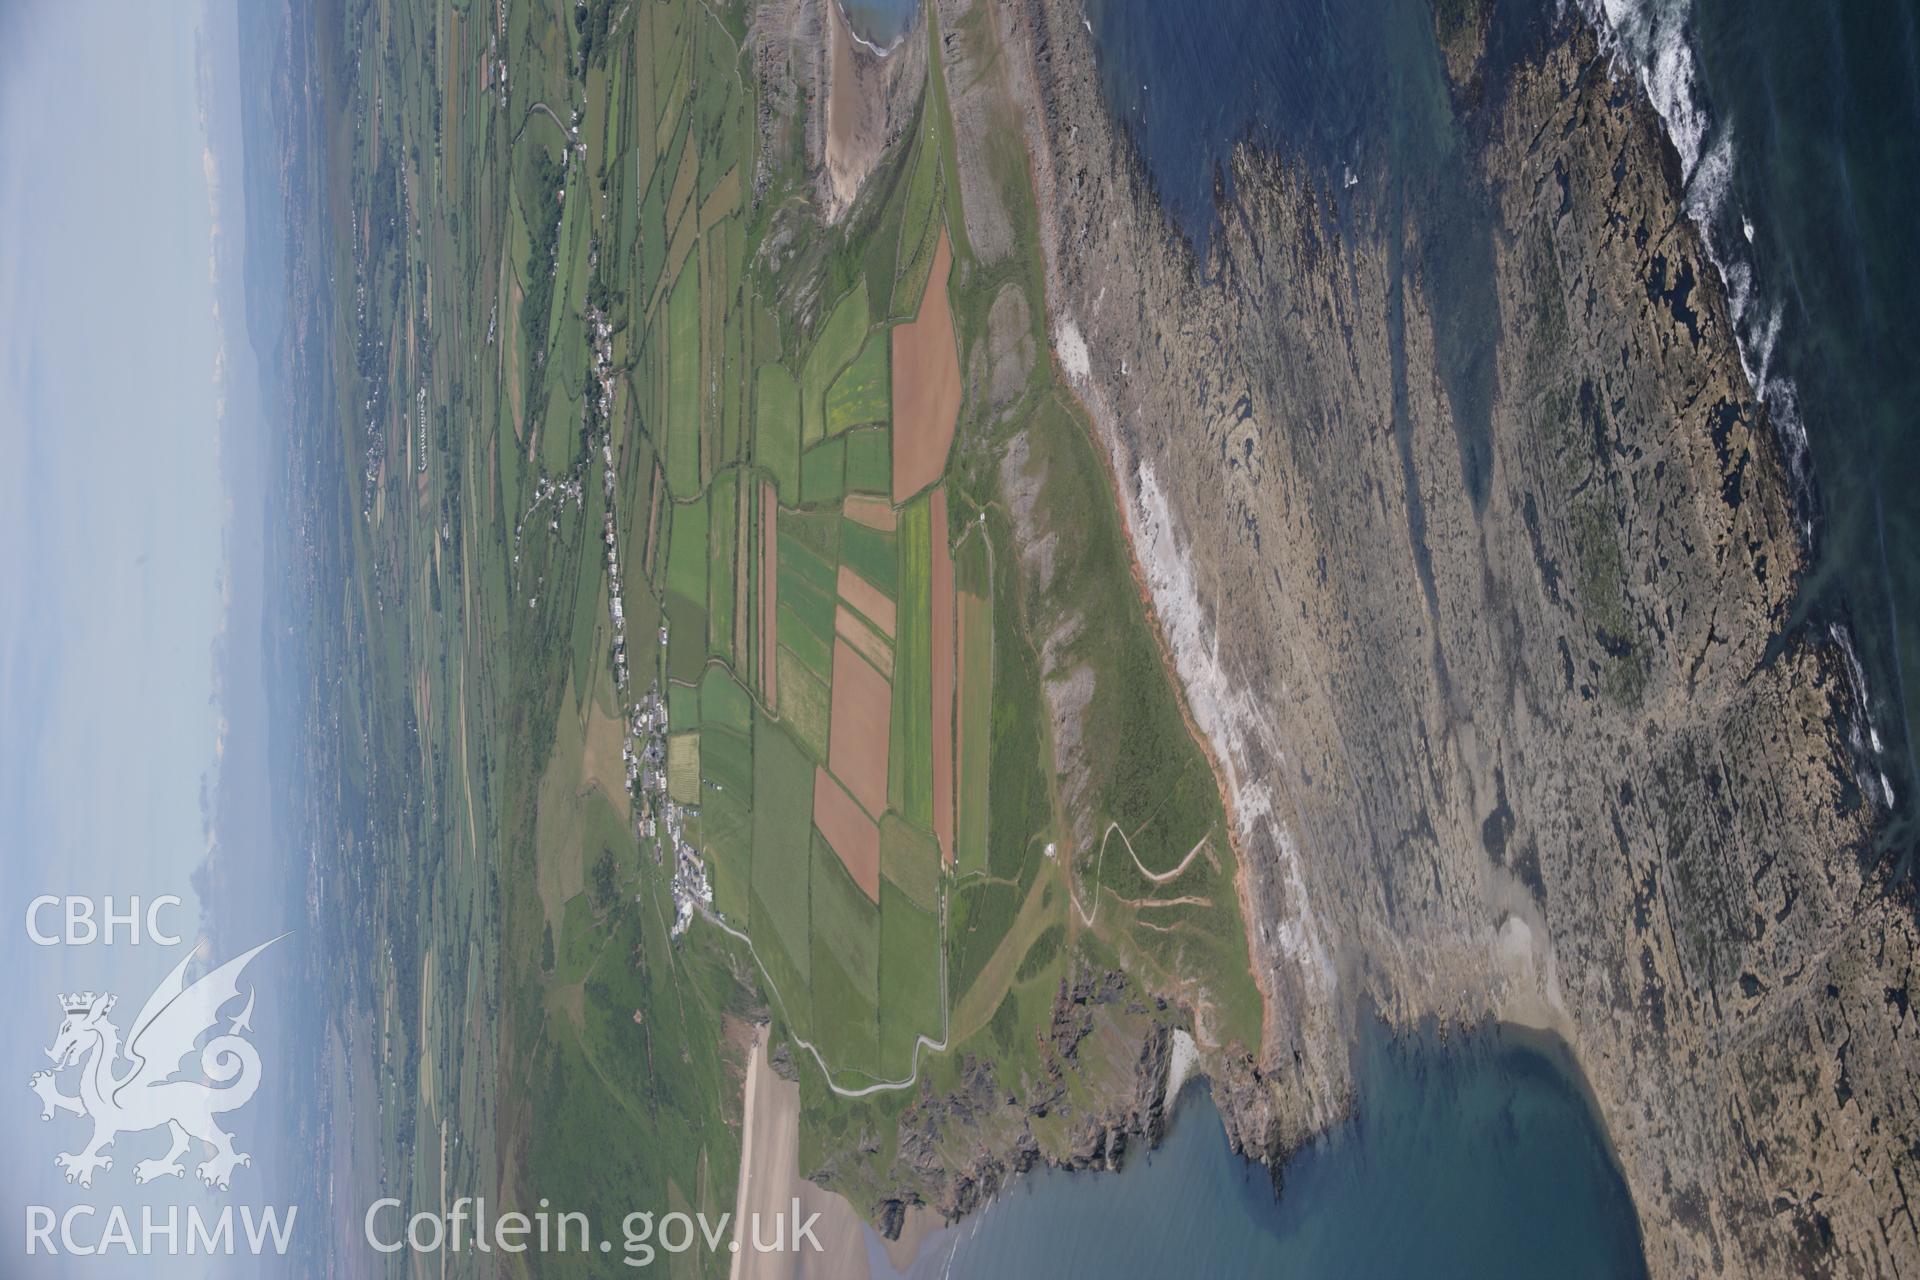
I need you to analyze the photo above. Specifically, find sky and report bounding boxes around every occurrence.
[0,0,286,1271]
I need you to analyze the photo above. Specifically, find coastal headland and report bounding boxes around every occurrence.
[984,0,1920,1273]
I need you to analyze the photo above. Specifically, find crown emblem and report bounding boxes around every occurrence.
[60,992,109,1016]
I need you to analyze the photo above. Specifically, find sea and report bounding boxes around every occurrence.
[875,0,1914,1273]
[839,0,921,53]
[877,1021,1646,1279]
[1581,0,1920,868]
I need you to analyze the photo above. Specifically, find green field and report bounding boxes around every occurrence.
[825,332,890,435]
[800,436,846,505]
[777,602,833,684]
[666,494,710,606]
[665,591,708,685]
[709,470,739,661]
[775,646,831,762]
[801,285,870,447]
[841,520,898,597]
[701,664,755,735]
[776,523,838,672]
[666,259,702,495]
[879,881,942,1075]
[703,786,754,922]
[880,814,940,912]
[751,716,816,987]
[702,726,753,797]
[810,831,881,1070]
[756,364,802,503]
[846,426,891,493]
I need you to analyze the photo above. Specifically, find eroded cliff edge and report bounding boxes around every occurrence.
[985,3,1920,1275]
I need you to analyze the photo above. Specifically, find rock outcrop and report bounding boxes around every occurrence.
[871,971,1178,1230]
[979,2,1920,1274]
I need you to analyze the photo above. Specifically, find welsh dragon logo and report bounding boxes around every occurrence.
[28,936,283,1191]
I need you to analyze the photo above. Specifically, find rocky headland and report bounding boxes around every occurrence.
[974,1,1920,1274]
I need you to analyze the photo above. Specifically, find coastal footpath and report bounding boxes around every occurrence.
[962,2,1920,1275]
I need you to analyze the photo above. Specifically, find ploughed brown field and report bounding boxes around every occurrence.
[837,564,896,638]
[813,765,881,902]
[826,636,892,820]
[842,492,897,532]
[890,230,961,503]
[930,486,956,866]
[836,602,895,681]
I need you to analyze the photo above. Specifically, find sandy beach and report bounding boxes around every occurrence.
[731,1027,874,1280]
[823,0,893,219]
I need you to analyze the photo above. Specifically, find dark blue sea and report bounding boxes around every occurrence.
[876,1022,1646,1279]
[1684,0,1920,865]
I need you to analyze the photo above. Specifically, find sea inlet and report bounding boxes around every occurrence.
[878,1020,1646,1279]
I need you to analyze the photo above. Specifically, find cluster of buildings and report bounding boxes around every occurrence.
[582,406,711,941]
[624,681,667,804]
[598,430,629,687]
[619,680,711,940]
[511,469,585,568]
[586,306,616,425]
[605,511,632,687]
[508,274,713,943]
[483,0,508,107]
[662,801,712,940]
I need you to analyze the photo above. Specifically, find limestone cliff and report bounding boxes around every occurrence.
[981,3,1920,1274]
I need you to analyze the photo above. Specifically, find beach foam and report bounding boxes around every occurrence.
[835,0,914,56]
[1580,0,1812,487]
[1583,0,1890,802]
[1594,0,1711,178]
[1579,8,1761,398]
[1131,460,1334,998]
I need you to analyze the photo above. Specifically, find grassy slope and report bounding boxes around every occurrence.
[787,0,1263,1211]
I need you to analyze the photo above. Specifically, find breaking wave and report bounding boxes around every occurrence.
[1582,0,1806,509]
[1581,0,1890,808]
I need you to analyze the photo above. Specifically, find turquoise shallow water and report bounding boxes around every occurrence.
[879,1022,1646,1279]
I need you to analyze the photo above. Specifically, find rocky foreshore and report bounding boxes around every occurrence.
[966,0,1920,1274]
[851,969,1180,1234]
